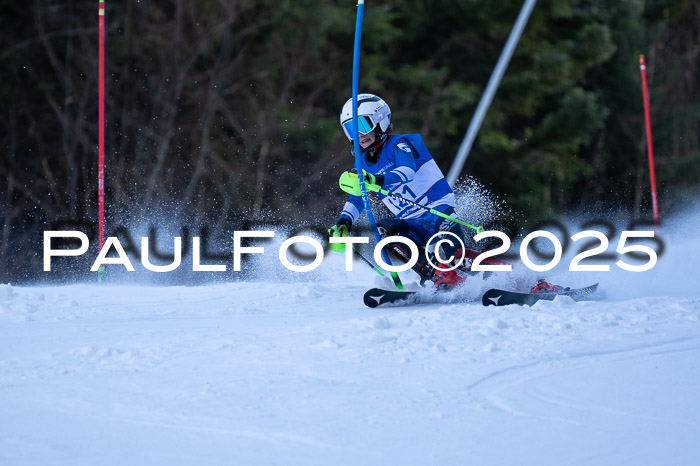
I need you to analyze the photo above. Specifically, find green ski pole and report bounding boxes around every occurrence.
[352,248,386,277]
[339,172,485,234]
[378,187,484,234]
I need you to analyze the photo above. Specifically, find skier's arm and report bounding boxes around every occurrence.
[382,139,418,190]
[327,197,362,253]
[340,195,365,224]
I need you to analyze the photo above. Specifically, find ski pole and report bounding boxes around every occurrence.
[333,241,391,278]
[339,172,485,234]
[377,188,484,233]
[352,248,386,277]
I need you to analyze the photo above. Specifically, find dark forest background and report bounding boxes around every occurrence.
[1,0,698,283]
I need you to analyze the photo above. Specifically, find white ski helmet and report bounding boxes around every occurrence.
[339,93,392,142]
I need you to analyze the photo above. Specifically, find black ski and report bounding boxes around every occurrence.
[364,283,599,308]
[363,285,471,308]
[363,288,418,308]
[481,283,599,307]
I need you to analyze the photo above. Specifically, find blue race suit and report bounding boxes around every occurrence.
[339,134,466,254]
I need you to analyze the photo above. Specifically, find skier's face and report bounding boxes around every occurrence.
[359,130,376,149]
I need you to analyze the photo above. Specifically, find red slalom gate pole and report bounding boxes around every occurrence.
[639,55,660,231]
[98,0,105,282]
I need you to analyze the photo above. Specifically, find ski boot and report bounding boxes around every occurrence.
[417,249,467,290]
[530,279,568,294]
[433,268,465,290]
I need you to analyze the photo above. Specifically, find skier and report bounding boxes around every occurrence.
[328,93,565,296]
[327,93,469,290]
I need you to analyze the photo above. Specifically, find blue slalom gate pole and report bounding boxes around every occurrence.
[351,0,403,290]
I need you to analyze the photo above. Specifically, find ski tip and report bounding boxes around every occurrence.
[363,288,416,308]
[363,293,382,308]
[363,288,389,308]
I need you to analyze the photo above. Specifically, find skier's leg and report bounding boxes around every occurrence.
[413,206,469,289]
[376,218,434,281]
[415,206,469,260]
[382,215,463,287]
[377,212,468,289]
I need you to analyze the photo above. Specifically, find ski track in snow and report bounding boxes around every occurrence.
[1,277,700,465]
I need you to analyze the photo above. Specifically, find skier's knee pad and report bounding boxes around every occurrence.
[377,218,434,278]
[377,218,421,263]
[380,238,433,278]
[377,218,410,238]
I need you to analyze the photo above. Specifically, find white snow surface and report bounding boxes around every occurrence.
[2,219,700,465]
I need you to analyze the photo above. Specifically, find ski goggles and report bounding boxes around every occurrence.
[341,116,377,140]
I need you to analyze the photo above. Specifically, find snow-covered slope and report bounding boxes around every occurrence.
[3,208,700,464]
[1,276,699,465]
